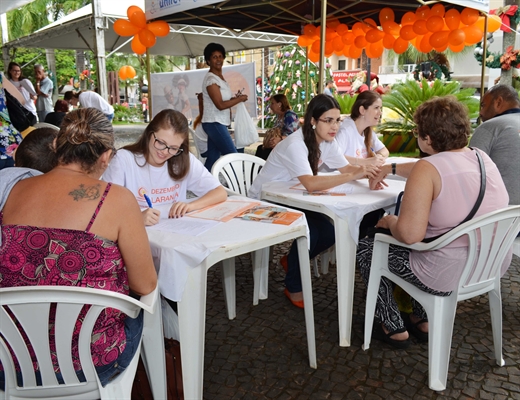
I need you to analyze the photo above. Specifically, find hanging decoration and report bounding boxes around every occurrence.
[490,5,519,33]
[118,65,137,80]
[113,6,170,55]
[474,42,520,70]
[296,5,504,58]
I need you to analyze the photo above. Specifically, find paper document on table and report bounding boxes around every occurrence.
[147,217,220,236]
[236,205,302,225]
[290,182,354,195]
[188,200,260,222]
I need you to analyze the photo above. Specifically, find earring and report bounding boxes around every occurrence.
[312,125,316,130]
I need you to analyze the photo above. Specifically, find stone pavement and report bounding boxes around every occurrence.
[201,245,520,400]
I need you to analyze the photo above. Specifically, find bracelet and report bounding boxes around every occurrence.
[391,162,396,175]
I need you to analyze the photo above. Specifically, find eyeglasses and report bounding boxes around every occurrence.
[151,132,183,156]
[11,69,21,73]
[412,127,419,138]
[318,118,341,127]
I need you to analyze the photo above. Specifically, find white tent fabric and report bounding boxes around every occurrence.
[3,0,296,57]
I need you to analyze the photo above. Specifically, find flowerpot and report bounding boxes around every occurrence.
[383,134,417,153]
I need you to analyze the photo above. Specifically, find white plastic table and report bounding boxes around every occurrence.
[261,179,406,347]
[146,197,316,399]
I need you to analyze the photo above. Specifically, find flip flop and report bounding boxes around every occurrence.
[405,316,429,342]
[372,323,410,350]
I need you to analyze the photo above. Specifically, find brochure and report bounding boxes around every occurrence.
[188,200,260,222]
[236,205,302,225]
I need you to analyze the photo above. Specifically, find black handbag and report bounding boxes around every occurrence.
[4,88,37,132]
[366,149,486,243]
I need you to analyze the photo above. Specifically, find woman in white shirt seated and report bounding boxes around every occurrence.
[335,91,389,167]
[249,94,380,308]
[103,109,227,226]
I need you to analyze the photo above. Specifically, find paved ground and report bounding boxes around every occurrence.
[202,247,520,400]
[113,124,520,399]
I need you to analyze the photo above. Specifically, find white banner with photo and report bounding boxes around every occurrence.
[150,62,257,123]
[145,0,221,20]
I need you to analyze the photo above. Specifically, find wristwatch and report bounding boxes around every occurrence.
[391,162,396,175]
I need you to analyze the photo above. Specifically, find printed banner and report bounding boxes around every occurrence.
[145,0,221,20]
[150,62,256,121]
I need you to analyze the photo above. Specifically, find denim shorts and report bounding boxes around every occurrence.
[0,310,143,389]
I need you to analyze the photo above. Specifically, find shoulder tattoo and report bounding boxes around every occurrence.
[69,183,101,201]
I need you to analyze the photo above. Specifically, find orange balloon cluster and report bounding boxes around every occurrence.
[113,6,170,55]
[119,65,136,80]
[297,6,502,59]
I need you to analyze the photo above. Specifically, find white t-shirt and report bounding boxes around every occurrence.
[102,149,220,208]
[335,117,385,158]
[79,91,114,115]
[9,78,38,117]
[201,72,232,126]
[248,129,348,199]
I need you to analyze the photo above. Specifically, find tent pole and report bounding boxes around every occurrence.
[261,47,265,129]
[92,0,108,101]
[479,13,488,121]
[146,48,152,117]
[305,46,309,114]
[318,0,327,94]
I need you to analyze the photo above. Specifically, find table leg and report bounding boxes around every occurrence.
[178,264,207,400]
[334,217,357,347]
[297,236,317,368]
[252,248,270,304]
[221,258,236,320]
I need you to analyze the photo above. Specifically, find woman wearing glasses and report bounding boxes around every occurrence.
[335,90,389,167]
[103,109,227,226]
[7,62,38,120]
[249,94,380,308]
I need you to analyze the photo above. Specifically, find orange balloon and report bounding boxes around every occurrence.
[127,66,136,79]
[430,4,445,17]
[139,28,156,48]
[460,8,479,25]
[411,35,421,51]
[325,40,334,55]
[363,18,378,30]
[336,23,349,35]
[416,5,430,20]
[448,42,465,52]
[328,20,340,29]
[354,35,367,49]
[488,15,502,32]
[413,19,429,35]
[128,6,147,29]
[304,24,316,37]
[297,35,313,47]
[463,24,483,45]
[426,16,444,32]
[325,27,337,41]
[366,28,384,43]
[400,25,417,41]
[366,41,383,58]
[147,20,169,37]
[393,37,409,54]
[382,21,400,35]
[348,45,362,59]
[382,33,396,49]
[131,35,146,54]
[379,7,395,23]
[429,30,449,48]
[308,50,320,62]
[474,16,486,31]
[114,19,141,36]
[444,9,461,31]
[333,36,344,52]
[420,33,433,53]
[352,22,365,36]
[118,66,128,80]
[341,31,355,45]
[401,12,416,25]
[311,40,321,53]
[448,29,466,46]
[434,41,449,52]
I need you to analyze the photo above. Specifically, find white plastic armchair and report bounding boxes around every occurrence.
[362,205,520,391]
[211,153,265,197]
[0,285,166,400]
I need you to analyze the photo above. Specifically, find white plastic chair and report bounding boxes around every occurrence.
[362,205,520,391]
[33,122,60,130]
[211,153,265,197]
[189,127,206,164]
[0,285,166,400]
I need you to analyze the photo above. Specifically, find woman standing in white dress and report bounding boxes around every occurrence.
[7,62,38,120]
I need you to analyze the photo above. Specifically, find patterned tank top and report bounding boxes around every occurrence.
[0,183,130,371]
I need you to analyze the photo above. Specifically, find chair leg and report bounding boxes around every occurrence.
[312,258,320,278]
[221,258,236,320]
[362,269,381,351]
[427,297,457,391]
[488,288,505,366]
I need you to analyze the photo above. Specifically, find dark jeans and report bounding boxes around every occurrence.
[0,310,143,389]
[202,122,238,172]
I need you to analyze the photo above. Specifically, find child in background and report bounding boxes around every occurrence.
[14,127,58,172]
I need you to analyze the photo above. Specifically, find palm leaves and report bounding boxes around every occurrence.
[335,93,358,114]
[379,79,479,137]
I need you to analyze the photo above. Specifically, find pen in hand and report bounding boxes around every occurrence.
[143,194,153,208]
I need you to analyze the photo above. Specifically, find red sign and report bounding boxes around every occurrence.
[332,70,361,92]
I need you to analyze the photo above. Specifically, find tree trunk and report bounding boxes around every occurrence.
[500,0,519,85]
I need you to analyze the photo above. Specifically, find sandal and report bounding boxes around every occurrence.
[405,315,429,342]
[372,323,410,349]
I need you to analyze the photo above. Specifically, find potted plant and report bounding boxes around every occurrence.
[378,79,479,152]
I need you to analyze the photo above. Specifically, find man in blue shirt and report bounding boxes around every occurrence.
[34,64,54,122]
